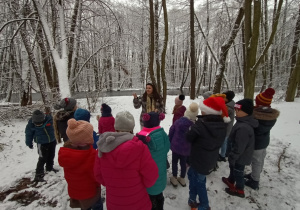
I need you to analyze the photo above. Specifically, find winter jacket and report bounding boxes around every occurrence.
[136,127,170,195]
[53,110,75,142]
[226,100,235,137]
[92,131,99,149]
[58,145,99,203]
[169,116,193,156]
[94,132,158,210]
[25,115,56,147]
[98,116,115,134]
[253,107,280,150]
[133,96,165,126]
[228,115,259,166]
[172,106,186,124]
[186,115,227,175]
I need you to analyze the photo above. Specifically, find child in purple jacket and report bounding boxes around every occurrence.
[169,102,199,187]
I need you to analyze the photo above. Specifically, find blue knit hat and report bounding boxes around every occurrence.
[74,108,91,122]
[142,112,165,128]
[101,103,112,117]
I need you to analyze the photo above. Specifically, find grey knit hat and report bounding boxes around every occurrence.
[32,110,45,125]
[202,91,213,99]
[54,98,77,111]
[114,111,135,132]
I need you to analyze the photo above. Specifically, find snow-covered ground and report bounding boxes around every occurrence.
[0,94,299,210]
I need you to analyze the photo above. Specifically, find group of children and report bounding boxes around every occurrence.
[25,87,279,210]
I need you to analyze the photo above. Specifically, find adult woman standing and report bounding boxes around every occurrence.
[133,83,165,128]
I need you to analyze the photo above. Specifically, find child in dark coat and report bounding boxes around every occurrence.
[53,98,77,142]
[222,99,259,198]
[25,110,57,182]
[172,94,186,124]
[169,102,198,188]
[186,97,228,209]
[97,103,115,134]
[244,88,280,190]
[74,108,99,149]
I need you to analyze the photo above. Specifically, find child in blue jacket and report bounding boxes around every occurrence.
[25,110,57,182]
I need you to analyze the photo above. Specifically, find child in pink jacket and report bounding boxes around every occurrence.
[97,103,115,134]
[94,111,158,210]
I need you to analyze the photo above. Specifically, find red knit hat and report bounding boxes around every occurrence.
[255,88,275,107]
[199,97,230,122]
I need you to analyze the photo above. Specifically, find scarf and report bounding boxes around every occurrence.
[146,95,156,113]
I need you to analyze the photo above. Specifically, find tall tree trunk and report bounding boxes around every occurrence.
[161,0,168,105]
[154,0,161,93]
[148,0,157,88]
[285,4,300,101]
[190,0,196,99]
[213,7,244,93]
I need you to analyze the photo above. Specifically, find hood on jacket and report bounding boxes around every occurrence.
[97,132,141,168]
[253,107,280,121]
[58,145,95,170]
[226,100,235,110]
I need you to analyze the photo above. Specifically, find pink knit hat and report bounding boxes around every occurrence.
[66,119,94,145]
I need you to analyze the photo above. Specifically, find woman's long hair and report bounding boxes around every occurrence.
[142,83,162,102]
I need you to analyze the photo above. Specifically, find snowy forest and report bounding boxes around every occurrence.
[1,0,300,106]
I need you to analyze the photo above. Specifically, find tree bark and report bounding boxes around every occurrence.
[190,0,196,99]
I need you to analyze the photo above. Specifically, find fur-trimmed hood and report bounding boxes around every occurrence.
[253,107,280,121]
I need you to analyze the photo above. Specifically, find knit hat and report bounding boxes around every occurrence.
[114,111,135,132]
[32,110,45,125]
[255,88,275,107]
[234,98,254,115]
[74,108,91,122]
[199,97,230,122]
[143,112,165,128]
[101,103,112,116]
[202,91,213,99]
[66,119,94,145]
[223,90,235,102]
[175,94,185,106]
[54,98,77,111]
[184,102,199,121]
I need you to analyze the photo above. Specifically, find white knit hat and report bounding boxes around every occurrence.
[114,111,135,132]
[184,102,199,121]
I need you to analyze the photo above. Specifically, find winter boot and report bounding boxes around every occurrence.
[222,177,235,190]
[188,201,199,210]
[244,173,252,180]
[218,154,227,162]
[170,176,179,187]
[177,177,186,187]
[46,168,59,173]
[225,187,245,198]
[213,162,219,171]
[245,178,259,190]
[34,173,45,182]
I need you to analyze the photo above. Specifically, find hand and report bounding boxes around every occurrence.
[154,109,158,112]
[28,145,33,149]
[96,115,100,121]
[132,93,137,99]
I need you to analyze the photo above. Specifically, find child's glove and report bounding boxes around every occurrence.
[28,145,33,149]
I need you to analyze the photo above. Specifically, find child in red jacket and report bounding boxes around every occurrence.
[58,119,103,210]
[97,103,115,134]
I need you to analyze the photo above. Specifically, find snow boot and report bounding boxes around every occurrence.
[222,177,235,190]
[34,173,45,182]
[244,173,252,180]
[170,176,179,187]
[245,178,259,190]
[46,168,59,173]
[218,154,227,162]
[177,177,186,187]
[225,187,245,198]
[188,201,199,210]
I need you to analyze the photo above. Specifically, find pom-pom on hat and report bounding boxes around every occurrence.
[184,102,199,121]
[199,97,230,123]
[114,111,135,132]
[101,103,112,117]
[202,91,213,99]
[234,98,254,115]
[223,90,235,102]
[54,98,77,111]
[143,112,165,128]
[175,94,185,106]
[32,110,45,125]
[66,119,94,145]
[74,108,91,122]
[255,88,275,107]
